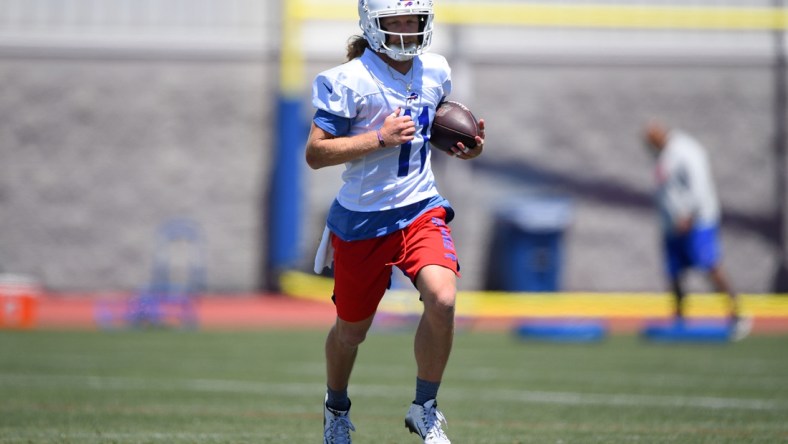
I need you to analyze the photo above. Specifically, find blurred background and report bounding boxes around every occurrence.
[0,0,785,296]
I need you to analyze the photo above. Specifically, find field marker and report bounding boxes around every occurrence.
[2,373,784,412]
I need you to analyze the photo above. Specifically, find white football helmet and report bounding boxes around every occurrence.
[358,0,435,61]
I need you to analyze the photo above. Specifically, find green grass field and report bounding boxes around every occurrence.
[1,328,786,443]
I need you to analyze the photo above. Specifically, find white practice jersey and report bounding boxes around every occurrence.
[655,130,721,232]
[312,48,452,212]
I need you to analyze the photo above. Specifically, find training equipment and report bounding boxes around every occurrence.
[358,0,435,62]
[405,399,451,443]
[430,101,479,153]
[640,318,745,343]
[95,218,203,330]
[514,319,608,343]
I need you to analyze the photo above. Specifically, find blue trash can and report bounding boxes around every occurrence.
[485,197,573,292]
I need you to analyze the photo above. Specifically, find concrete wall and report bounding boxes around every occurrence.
[0,57,273,291]
[464,64,778,293]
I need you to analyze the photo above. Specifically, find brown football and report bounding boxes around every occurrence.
[430,101,479,153]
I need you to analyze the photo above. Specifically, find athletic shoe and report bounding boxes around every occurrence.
[731,315,753,342]
[404,399,450,443]
[323,396,355,444]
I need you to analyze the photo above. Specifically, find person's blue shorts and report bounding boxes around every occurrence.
[663,225,721,279]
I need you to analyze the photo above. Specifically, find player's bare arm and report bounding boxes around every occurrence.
[305,108,416,169]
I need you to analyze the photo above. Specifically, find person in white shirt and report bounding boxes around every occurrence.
[307,1,485,442]
[643,121,745,332]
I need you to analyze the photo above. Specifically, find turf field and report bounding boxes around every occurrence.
[1,329,786,443]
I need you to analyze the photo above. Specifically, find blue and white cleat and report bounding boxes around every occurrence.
[731,315,753,342]
[404,399,451,443]
[323,396,355,444]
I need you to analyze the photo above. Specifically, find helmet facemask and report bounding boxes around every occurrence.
[359,0,435,61]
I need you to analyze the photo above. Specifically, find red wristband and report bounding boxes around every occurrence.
[376,129,385,147]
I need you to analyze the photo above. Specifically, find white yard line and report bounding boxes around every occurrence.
[3,373,786,412]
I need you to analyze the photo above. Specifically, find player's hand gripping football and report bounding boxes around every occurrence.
[451,118,484,160]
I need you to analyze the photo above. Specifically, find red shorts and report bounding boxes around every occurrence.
[331,206,460,322]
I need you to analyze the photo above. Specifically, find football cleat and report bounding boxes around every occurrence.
[731,315,753,342]
[404,399,450,443]
[324,396,355,444]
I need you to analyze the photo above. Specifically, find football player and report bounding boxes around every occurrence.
[306,1,485,442]
[643,120,749,340]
